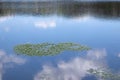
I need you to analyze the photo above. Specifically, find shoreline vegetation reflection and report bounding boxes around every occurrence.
[14,42,90,56]
[0,2,120,19]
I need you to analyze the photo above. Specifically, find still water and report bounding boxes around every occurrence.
[0,1,120,80]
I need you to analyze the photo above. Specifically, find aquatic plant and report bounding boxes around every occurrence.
[88,68,120,80]
[14,42,90,56]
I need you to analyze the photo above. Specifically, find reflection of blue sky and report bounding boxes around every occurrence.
[0,15,120,79]
[34,49,107,80]
[0,16,13,33]
[0,16,13,23]
[1,15,120,49]
[0,50,26,80]
[0,15,120,55]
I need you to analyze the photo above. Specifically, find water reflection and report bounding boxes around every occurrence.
[0,16,12,23]
[0,1,120,80]
[34,49,107,80]
[0,50,26,80]
[0,2,120,19]
[34,20,56,29]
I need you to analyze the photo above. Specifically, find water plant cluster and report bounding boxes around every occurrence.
[88,68,120,80]
[14,42,90,56]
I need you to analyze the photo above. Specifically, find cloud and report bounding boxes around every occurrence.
[72,16,90,23]
[34,21,56,29]
[0,16,12,33]
[118,53,120,58]
[87,49,106,60]
[34,49,107,80]
[0,50,26,80]
[0,16,12,23]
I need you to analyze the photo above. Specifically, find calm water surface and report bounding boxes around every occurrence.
[0,2,120,80]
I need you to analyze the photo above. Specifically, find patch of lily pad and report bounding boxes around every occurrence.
[14,42,90,56]
[88,68,120,80]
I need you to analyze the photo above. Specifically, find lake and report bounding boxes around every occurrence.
[0,1,120,80]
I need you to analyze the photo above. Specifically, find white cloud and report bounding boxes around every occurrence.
[118,53,120,58]
[34,21,56,29]
[0,50,26,80]
[87,49,106,60]
[0,16,12,33]
[72,16,90,23]
[34,49,107,80]
[0,16,12,23]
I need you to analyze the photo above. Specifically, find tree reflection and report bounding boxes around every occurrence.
[14,42,90,56]
[0,2,120,19]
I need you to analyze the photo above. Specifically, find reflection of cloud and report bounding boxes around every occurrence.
[0,16,12,23]
[72,16,90,23]
[34,21,56,29]
[34,49,106,80]
[87,49,106,60]
[4,27,10,32]
[0,50,26,80]
[0,16,12,33]
[118,53,120,58]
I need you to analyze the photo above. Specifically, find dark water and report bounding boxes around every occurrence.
[0,2,120,80]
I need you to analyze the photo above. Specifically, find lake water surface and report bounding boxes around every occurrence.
[0,1,120,80]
